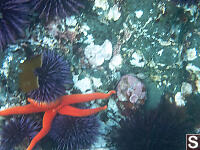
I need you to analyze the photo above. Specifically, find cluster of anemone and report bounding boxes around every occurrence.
[27,50,73,103]
[0,0,30,50]
[0,115,41,150]
[48,114,100,150]
[110,96,195,150]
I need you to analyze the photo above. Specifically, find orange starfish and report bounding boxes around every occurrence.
[0,90,116,150]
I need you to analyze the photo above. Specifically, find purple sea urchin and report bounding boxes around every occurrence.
[32,0,85,23]
[110,97,194,150]
[0,0,30,50]
[28,50,73,104]
[48,114,100,150]
[0,115,41,150]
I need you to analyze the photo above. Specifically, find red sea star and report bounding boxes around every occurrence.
[0,90,116,150]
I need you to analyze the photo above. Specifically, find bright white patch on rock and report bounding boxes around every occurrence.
[0,103,10,111]
[92,77,102,88]
[84,34,94,44]
[94,0,109,11]
[175,92,185,106]
[130,51,145,67]
[186,63,200,73]
[1,55,13,77]
[85,44,104,66]
[107,5,121,21]
[74,76,92,93]
[157,49,164,56]
[42,37,56,48]
[186,48,197,61]
[80,23,90,36]
[107,98,119,114]
[109,54,122,71]
[135,10,143,18]
[65,16,77,26]
[186,64,200,93]
[84,40,112,67]
[101,40,112,60]
[181,82,192,96]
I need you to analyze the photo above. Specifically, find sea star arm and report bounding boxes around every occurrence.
[28,98,61,109]
[0,104,46,116]
[27,110,57,150]
[58,105,107,117]
[60,90,116,105]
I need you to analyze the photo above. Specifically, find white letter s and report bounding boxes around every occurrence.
[188,136,198,149]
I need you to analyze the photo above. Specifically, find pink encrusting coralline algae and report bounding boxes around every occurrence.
[116,74,146,115]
